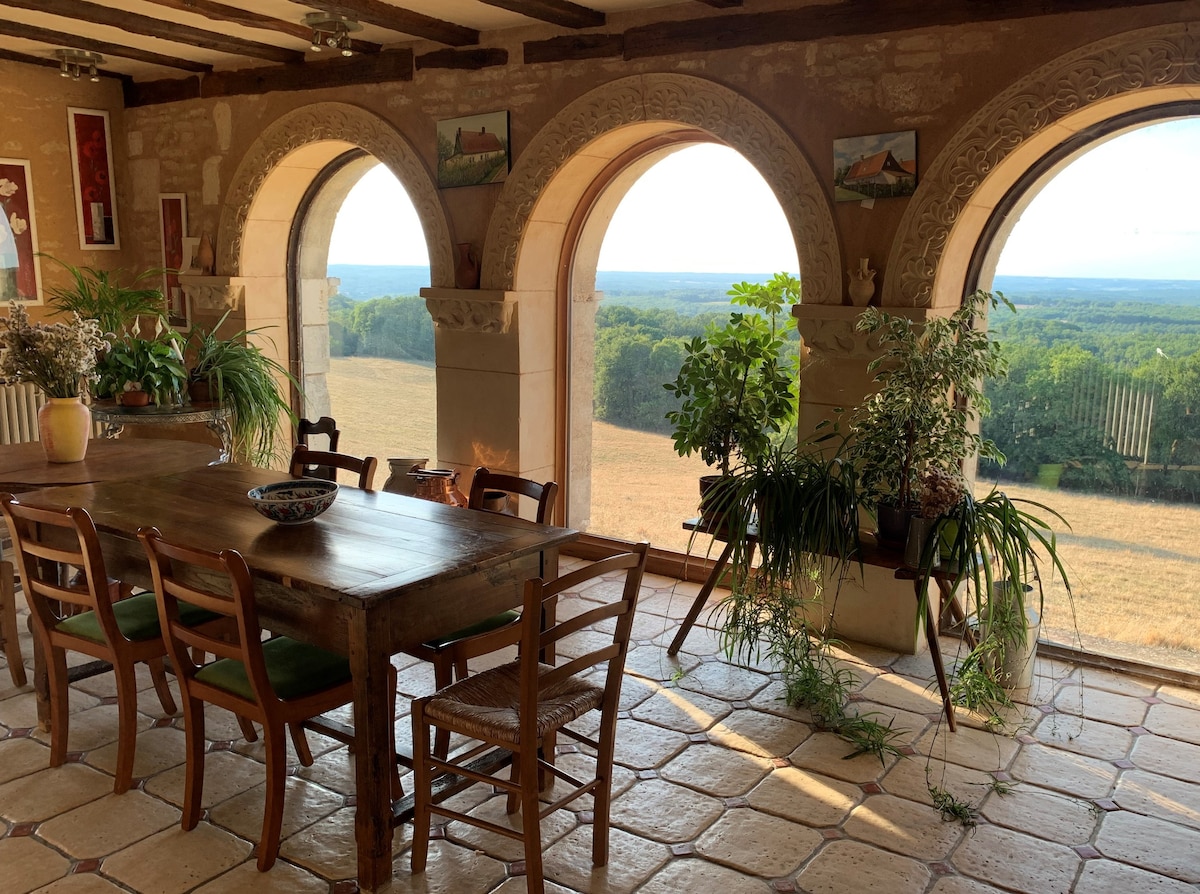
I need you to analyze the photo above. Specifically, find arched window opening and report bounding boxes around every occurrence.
[977,115,1200,671]
[296,160,435,471]
[571,143,799,553]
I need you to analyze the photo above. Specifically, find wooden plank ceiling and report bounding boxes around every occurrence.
[0,0,1182,104]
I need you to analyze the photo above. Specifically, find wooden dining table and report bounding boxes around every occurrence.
[14,462,579,892]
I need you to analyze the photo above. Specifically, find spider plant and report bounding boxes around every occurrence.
[186,311,298,466]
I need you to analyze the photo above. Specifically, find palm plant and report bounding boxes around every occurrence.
[40,255,166,336]
[187,312,298,466]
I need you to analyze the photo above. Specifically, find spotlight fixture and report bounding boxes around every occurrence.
[302,12,362,58]
[55,49,105,82]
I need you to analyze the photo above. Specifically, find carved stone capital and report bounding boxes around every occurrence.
[420,288,516,334]
[178,275,245,312]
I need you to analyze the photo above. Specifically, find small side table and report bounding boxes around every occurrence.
[668,518,757,657]
[90,402,233,463]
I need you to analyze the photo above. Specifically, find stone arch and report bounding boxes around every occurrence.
[886,22,1200,308]
[483,73,838,304]
[217,102,452,286]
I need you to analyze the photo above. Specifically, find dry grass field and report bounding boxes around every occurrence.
[328,356,1200,661]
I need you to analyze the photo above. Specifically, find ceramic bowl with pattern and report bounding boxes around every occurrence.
[247,479,339,524]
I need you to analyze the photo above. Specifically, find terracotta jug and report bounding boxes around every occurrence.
[196,233,216,276]
[454,243,480,290]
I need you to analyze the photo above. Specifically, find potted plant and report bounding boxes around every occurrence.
[40,255,167,337]
[849,289,1011,544]
[664,272,800,514]
[94,330,188,407]
[186,311,298,466]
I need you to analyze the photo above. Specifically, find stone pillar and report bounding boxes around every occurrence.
[421,287,555,487]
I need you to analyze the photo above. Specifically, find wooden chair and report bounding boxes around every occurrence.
[138,526,355,872]
[404,467,558,756]
[410,542,649,894]
[0,494,194,793]
[1,556,26,688]
[289,444,378,491]
[296,416,340,481]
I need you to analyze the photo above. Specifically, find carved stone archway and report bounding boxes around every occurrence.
[484,73,838,304]
[218,102,452,286]
[887,23,1200,308]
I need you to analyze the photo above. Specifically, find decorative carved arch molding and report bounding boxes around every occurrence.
[482,73,839,304]
[217,102,452,285]
[887,23,1200,309]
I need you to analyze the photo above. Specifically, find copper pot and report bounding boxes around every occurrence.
[408,468,467,507]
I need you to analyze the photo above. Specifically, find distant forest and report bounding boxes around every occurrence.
[328,267,1200,501]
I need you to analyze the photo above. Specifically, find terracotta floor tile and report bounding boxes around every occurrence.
[637,857,775,894]
[789,730,898,784]
[1095,809,1200,882]
[859,673,945,716]
[746,765,861,827]
[694,807,821,877]
[796,839,930,894]
[29,873,130,893]
[0,764,112,823]
[37,790,179,859]
[1072,858,1197,893]
[952,823,1080,894]
[1033,713,1134,761]
[543,825,670,894]
[191,860,330,893]
[844,793,967,861]
[630,686,732,734]
[928,877,1010,893]
[705,707,810,758]
[102,823,251,894]
[677,660,771,702]
[1113,769,1200,830]
[280,805,409,880]
[207,776,344,845]
[611,717,689,770]
[395,840,508,894]
[444,793,577,863]
[1130,733,1200,784]
[1144,701,1200,746]
[0,836,72,894]
[611,778,723,843]
[1008,741,1118,799]
[0,736,51,786]
[659,742,773,797]
[979,783,1098,846]
[1054,685,1149,726]
[917,723,1019,773]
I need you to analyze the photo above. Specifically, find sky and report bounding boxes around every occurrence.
[328,118,1200,280]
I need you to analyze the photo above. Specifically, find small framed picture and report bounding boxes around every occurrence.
[833,130,917,203]
[436,110,510,189]
[67,107,120,249]
[159,193,188,329]
[0,158,42,303]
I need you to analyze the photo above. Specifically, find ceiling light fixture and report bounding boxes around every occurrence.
[55,49,105,82]
[303,13,362,58]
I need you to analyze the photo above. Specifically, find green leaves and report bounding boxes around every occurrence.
[95,331,188,405]
[664,273,800,475]
[39,255,167,337]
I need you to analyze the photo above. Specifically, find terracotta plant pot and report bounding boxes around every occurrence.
[119,390,151,407]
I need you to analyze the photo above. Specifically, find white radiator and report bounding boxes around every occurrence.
[0,382,45,445]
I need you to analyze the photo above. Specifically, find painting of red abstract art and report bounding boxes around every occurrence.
[68,107,120,250]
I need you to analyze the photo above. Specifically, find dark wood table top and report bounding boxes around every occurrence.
[16,463,579,610]
[0,439,220,493]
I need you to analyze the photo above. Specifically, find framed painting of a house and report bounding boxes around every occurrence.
[67,107,120,249]
[833,131,917,202]
[159,193,189,329]
[0,158,42,304]
[436,110,510,189]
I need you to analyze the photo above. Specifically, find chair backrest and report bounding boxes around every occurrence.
[290,444,378,490]
[467,467,558,525]
[0,493,116,644]
[137,526,271,709]
[297,416,340,454]
[517,542,648,736]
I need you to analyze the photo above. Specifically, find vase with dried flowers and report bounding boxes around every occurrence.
[0,302,106,462]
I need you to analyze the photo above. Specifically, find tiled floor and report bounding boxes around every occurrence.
[3,556,1200,893]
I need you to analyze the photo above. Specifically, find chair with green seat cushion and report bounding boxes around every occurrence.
[138,526,355,873]
[402,467,558,759]
[0,494,185,794]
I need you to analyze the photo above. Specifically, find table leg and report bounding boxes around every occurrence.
[205,417,232,464]
[918,583,956,732]
[349,612,395,893]
[668,538,736,657]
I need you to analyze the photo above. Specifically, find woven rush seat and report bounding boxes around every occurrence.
[423,660,602,745]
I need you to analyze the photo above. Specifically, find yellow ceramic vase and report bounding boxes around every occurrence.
[38,397,91,463]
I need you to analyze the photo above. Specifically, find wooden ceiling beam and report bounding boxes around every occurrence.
[1,0,305,64]
[294,0,479,46]
[524,33,622,64]
[125,47,413,106]
[624,0,1187,58]
[692,0,742,7]
[476,0,605,29]
[0,18,213,72]
[416,47,508,70]
[139,0,382,54]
